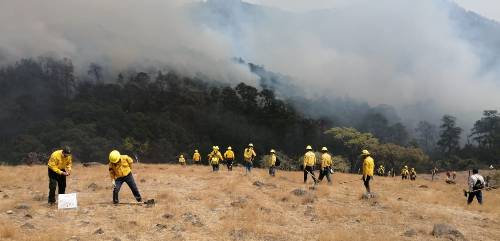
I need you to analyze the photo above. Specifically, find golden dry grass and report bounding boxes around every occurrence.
[0,164,499,241]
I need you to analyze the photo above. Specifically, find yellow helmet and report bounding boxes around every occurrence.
[248,143,254,147]
[228,146,232,150]
[404,165,408,168]
[270,149,275,153]
[195,150,198,153]
[321,147,328,151]
[215,146,219,150]
[212,146,216,149]
[180,154,184,158]
[306,145,312,150]
[361,150,370,155]
[109,150,121,163]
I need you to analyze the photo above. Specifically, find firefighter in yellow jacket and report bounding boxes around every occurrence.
[109,150,142,204]
[268,149,278,177]
[303,145,317,184]
[224,146,235,171]
[361,150,375,195]
[208,146,223,172]
[179,154,186,166]
[193,150,201,164]
[243,143,257,174]
[47,146,72,205]
[318,147,333,183]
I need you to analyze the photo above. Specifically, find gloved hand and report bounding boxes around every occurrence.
[111,180,116,188]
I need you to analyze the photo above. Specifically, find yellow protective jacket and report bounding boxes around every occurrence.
[47,150,72,175]
[402,168,409,175]
[208,151,223,164]
[193,152,201,162]
[109,155,133,180]
[243,148,256,162]
[303,151,316,167]
[362,156,375,177]
[224,150,235,160]
[320,153,333,169]
[269,154,277,166]
[410,169,417,175]
[179,157,186,163]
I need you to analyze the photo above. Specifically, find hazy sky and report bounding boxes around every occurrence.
[247,0,500,21]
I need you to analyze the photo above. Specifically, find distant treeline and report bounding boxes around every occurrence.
[0,57,498,172]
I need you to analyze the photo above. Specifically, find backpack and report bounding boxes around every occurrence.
[275,158,281,167]
[473,179,484,190]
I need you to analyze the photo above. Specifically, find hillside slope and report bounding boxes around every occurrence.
[0,164,498,241]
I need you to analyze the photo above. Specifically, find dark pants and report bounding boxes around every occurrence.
[113,173,142,204]
[363,176,372,193]
[48,168,66,203]
[319,167,332,183]
[212,163,220,172]
[226,160,233,171]
[467,190,483,205]
[245,162,252,173]
[269,166,276,176]
[304,166,316,183]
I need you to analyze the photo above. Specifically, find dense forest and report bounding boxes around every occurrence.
[0,57,498,172]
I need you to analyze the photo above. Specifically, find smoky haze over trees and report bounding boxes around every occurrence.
[1,0,500,170]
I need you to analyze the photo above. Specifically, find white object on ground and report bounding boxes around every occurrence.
[58,193,78,209]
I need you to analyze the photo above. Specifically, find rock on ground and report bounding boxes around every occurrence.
[432,223,467,241]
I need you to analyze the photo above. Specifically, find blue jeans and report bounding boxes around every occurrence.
[245,162,252,173]
[113,172,142,204]
[467,190,483,204]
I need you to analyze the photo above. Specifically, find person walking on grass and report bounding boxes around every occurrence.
[193,150,201,164]
[318,147,333,184]
[243,143,256,174]
[208,146,223,172]
[467,169,485,205]
[303,145,317,184]
[224,146,235,171]
[47,146,72,205]
[361,150,374,196]
[268,149,279,177]
[179,154,186,166]
[109,150,142,204]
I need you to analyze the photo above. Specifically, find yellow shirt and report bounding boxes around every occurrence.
[303,151,316,167]
[208,151,223,164]
[224,150,235,160]
[320,153,333,168]
[193,152,201,162]
[243,148,256,162]
[362,156,375,177]
[269,154,277,166]
[47,150,72,175]
[179,157,186,163]
[109,155,133,179]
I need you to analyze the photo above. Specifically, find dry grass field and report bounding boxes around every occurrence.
[0,164,498,241]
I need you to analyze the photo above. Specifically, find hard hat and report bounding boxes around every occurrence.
[321,147,328,151]
[361,150,370,155]
[228,146,232,150]
[62,146,72,155]
[212,146,216,149]
[248,143,254,147]
[306,145,312,150]
[109,150,121,163]
[195,150,198,153]
[180,155,184,158]
[404,165,408,168]
[215,146,219,150]
[270,149,275,153]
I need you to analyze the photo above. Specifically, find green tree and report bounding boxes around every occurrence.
[324,127,379,172]
[437,115,462,157]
